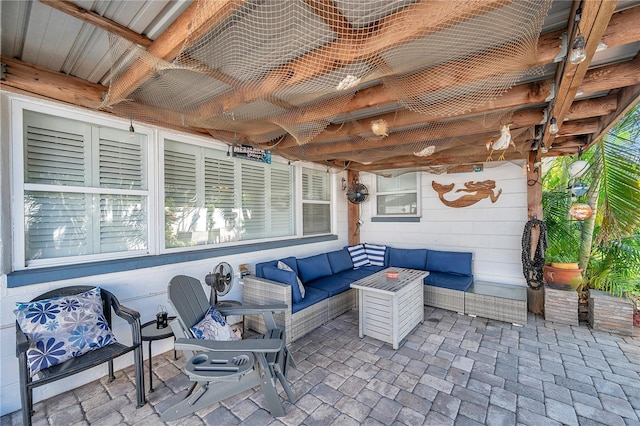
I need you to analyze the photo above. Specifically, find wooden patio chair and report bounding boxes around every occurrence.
[161,275,295,421]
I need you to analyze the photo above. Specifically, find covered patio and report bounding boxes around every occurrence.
[3,307,639,425]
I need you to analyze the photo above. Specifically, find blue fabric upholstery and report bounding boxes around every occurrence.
[426,250,473,276]
[291,287,328,314]
[263,266,303,303]
[327,249,353,274]
[388,247,429,270]
[304,276,353,297]
[255,260,278,278]
[297,253,333,283]
[424,272,473,291]
[278,256,299,276]
[334,266,385,281]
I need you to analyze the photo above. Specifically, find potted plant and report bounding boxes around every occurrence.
[542,190,584,291]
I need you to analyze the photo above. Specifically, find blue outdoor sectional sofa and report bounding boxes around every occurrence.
[242,244,473,344]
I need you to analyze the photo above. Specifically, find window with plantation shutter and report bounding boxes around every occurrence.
[241,162,267,240]
[302,167,331,235]
[163,139,295,248]
[21,110,149,266]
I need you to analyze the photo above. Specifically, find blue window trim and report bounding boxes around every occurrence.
[371,216,420,223]
[7,235,337,287]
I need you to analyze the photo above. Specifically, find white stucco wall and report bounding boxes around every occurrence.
[0,90,528,416]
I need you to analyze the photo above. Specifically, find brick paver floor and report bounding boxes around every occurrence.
[3,307,639,425]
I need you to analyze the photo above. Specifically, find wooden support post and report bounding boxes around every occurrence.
[526,152,545,315]
[347,170,360,246]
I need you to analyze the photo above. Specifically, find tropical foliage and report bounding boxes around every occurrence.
[542,105,640,297]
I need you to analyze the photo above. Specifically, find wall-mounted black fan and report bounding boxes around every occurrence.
[204,262,234,305]
[347,182,369,204]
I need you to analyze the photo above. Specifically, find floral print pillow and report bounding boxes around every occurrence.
[190,307,240,341]
[15,287,117,377]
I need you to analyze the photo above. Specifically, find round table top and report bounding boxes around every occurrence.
[141,317,176,341]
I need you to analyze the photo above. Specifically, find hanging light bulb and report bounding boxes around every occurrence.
[549,117,559,135]
[129,117,135,138]
[569,32,586,64]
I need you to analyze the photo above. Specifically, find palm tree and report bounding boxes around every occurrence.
[543,104,640,297]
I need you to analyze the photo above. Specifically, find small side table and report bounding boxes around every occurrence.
[141,317,177,392]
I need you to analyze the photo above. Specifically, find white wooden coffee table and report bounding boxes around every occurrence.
[350,268,428,349]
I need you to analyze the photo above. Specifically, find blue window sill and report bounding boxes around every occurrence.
[371,216,420,223]
[7,235,337,287]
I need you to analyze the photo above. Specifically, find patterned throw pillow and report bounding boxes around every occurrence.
[348,244,370,268]
[191,306,240,341]
[365,243,387,267]
[14,287,117,377]
[277,260,305,298]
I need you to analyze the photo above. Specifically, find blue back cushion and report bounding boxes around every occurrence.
[327,249,353,274]
[297,253,333,283]
[263,266,303,303]
[278,256,299,276]
[426,250,473,276]
[255,260,278,278]
[388,247,428,270]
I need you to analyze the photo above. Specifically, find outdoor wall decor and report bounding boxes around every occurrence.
[432,180,502,208]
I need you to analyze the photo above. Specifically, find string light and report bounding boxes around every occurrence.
[569,8,586,65]
[549,117,559,135]
[129,117,135,138]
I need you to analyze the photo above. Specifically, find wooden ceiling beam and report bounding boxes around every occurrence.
[544,0,617,145]
[248,6,640,144]
[286,107,546,160]
[38,0,153,47]
[196,0,511,115]
[104,0,243,104]
[0,55,104,108]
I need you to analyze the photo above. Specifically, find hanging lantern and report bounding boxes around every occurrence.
[568,160,589,178]
[570,203,592,220]
[570,182,589,197]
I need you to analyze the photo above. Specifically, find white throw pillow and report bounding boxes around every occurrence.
[277,261,305,298]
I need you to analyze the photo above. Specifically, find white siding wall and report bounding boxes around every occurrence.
[358,163,528,286]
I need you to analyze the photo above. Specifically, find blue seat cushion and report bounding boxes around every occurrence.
[297,253,333,283]
[424,272,473,291]
[327,249,353,274]
[335,266,385,281]
[388,247,428,270]
[305,276,353,297]
[291,287,328,314]
[262,266,303,303]
[426,250,472,276]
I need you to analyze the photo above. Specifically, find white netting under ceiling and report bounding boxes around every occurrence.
[101,0,552,168]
